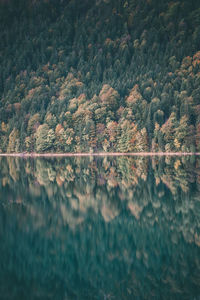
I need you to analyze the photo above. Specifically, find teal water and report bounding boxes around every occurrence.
[0,156,200,300]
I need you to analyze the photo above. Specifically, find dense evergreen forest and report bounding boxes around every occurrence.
[0,0,200,153]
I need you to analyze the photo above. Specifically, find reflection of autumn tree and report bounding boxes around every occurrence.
[0,156,199,232]
[152,156,198,195]
[7,157,20,182]
[0,157,200,299]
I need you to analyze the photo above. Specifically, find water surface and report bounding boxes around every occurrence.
[0,156,200,299]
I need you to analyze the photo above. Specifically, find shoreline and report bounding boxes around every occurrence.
[0,152,200,157]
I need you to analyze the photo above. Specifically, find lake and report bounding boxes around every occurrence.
[0,155,200,299]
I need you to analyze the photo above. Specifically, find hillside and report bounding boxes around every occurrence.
[0,0,200,153]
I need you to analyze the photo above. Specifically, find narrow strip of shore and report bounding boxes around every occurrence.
[0,152,200,157]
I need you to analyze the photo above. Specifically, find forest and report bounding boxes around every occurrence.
[0,0,200,153]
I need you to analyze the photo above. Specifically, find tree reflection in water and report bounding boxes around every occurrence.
[0,156,200,299]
